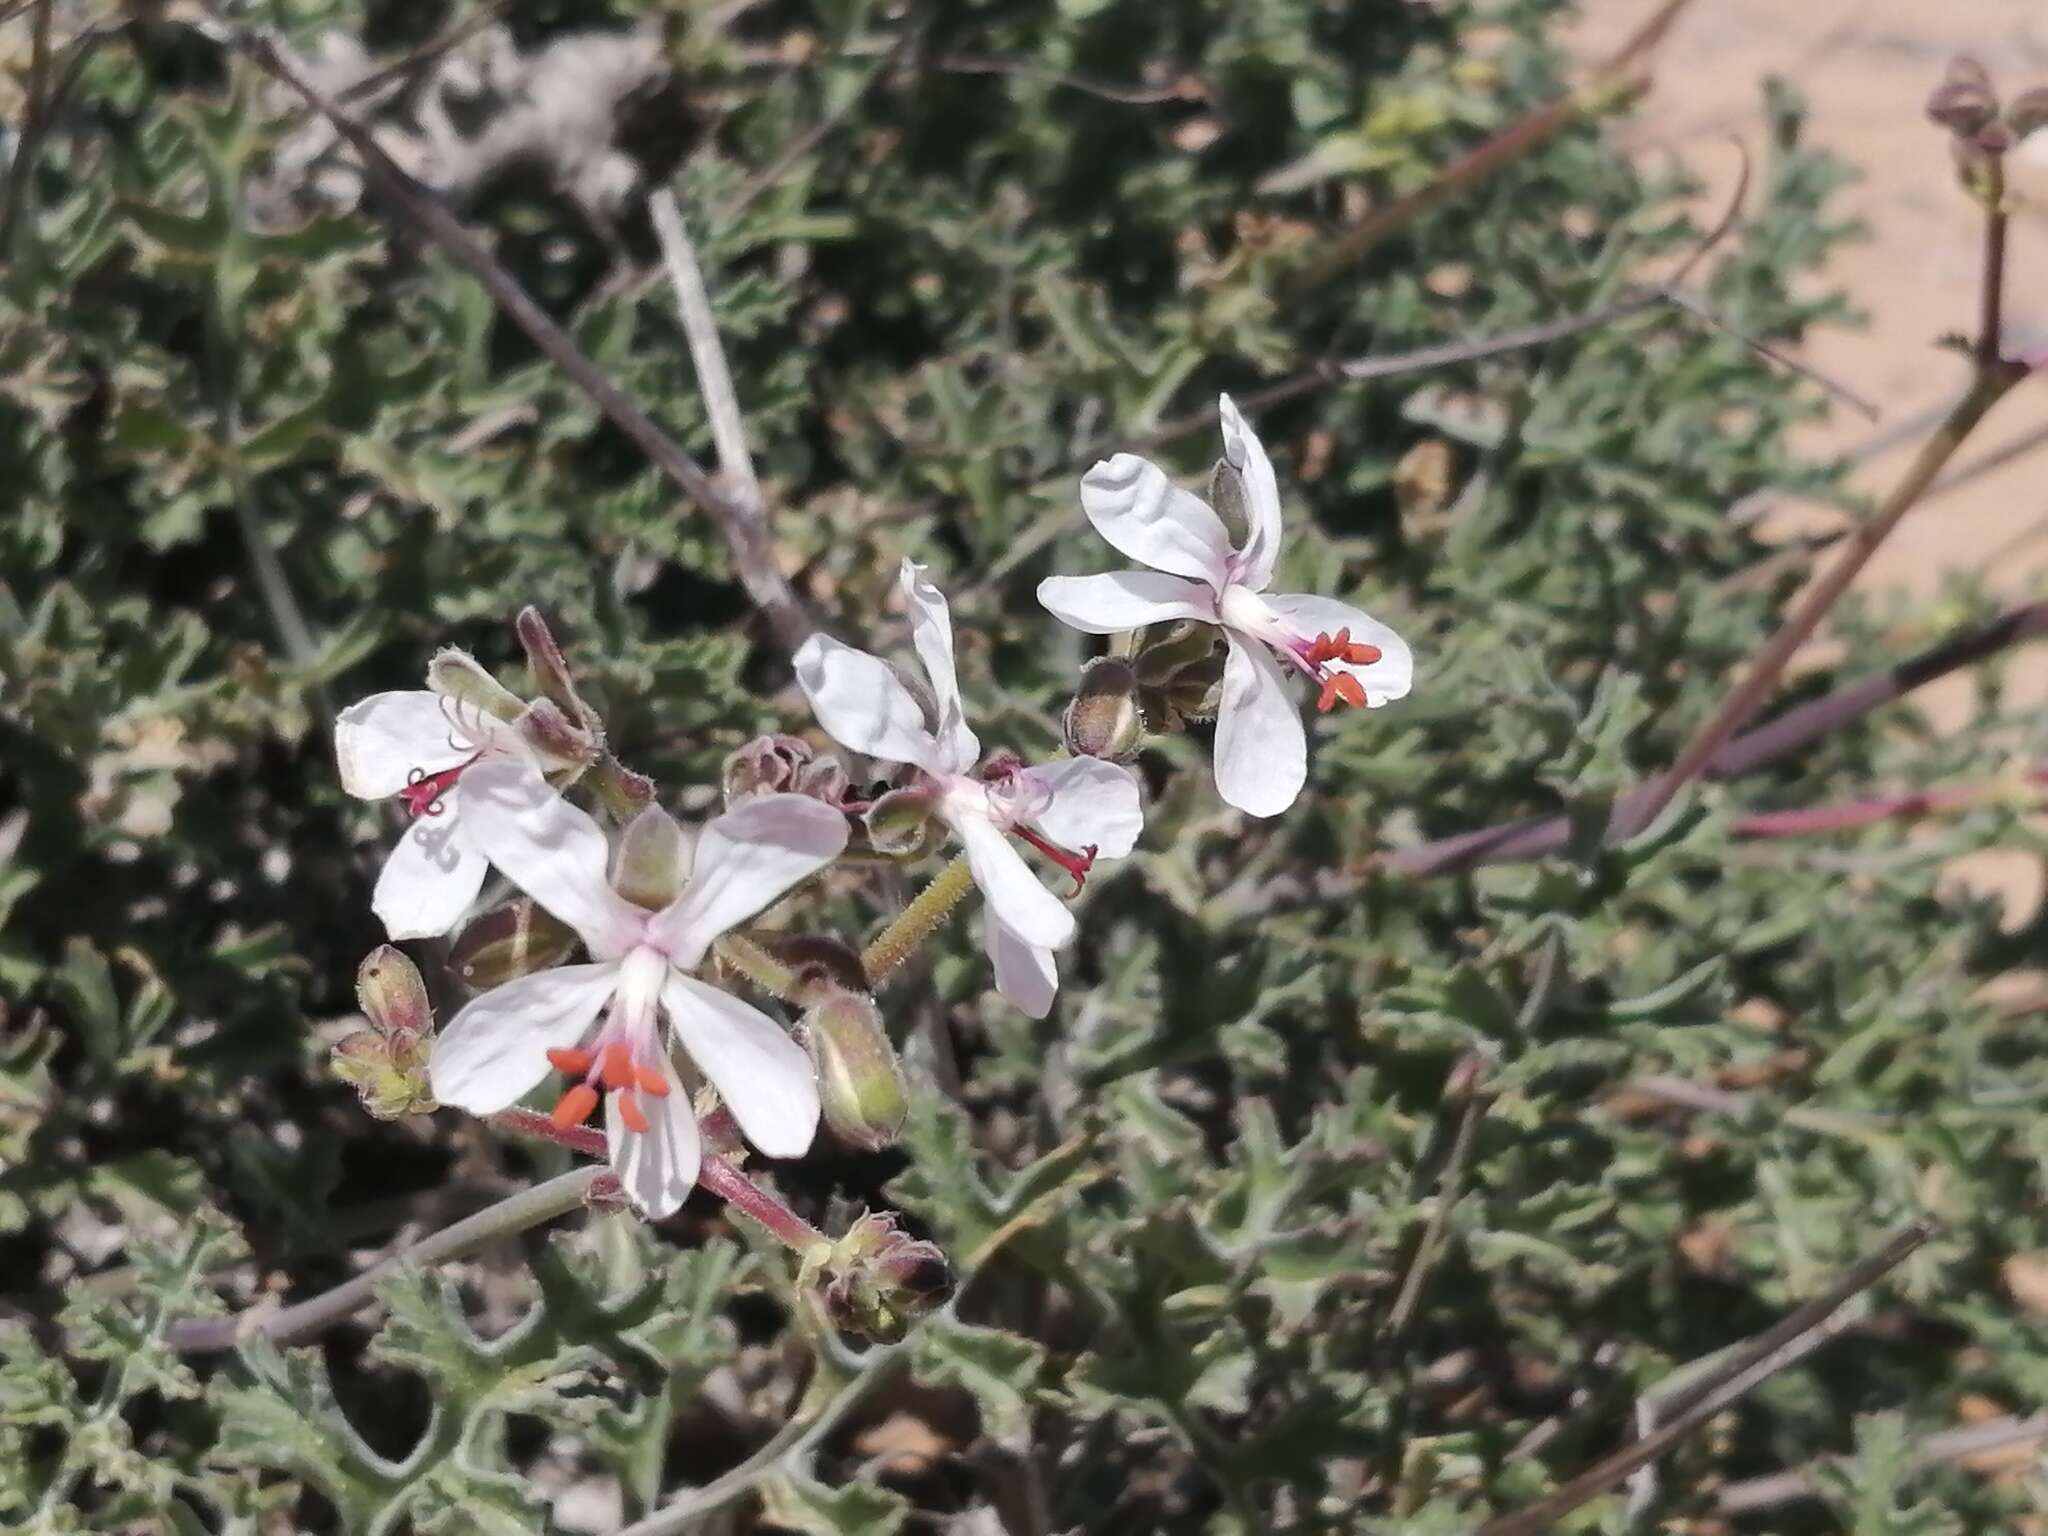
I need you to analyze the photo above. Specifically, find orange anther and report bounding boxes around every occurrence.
[546,1047,595,1077]
[1343,642,1382,665]
[636,1064,671,1096]
[617,1091,650,1133]
[1331,674,1366,709]
[600,1041,634,1089]
[550,1083,600,1129]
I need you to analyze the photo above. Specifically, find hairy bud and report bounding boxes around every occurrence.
[1207,456,1251,546]
[612,805,691,910]
[333,947,434,1118]
[862,786,941,858]
[1927,57,1998,136]
[1064,655,1146,761]
[449,900,580,989]
[428,647,525,723]
[513,698,601,777]
[1133,618,1222,687]
[802,988,907,1151]
[818,1211,953,1342]
[723,734,850,807]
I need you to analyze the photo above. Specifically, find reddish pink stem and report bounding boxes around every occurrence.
[1731,766,2048,840]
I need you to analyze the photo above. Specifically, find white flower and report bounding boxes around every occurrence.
[794,560,1143,1018]
[426,760,847,1217]
[1037,394,1414,818]
[335,688,527,940]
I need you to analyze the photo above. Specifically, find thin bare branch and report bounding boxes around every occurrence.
[930,52,1191,106]
[1716,1411,2048,1514]
[649,189,764,515]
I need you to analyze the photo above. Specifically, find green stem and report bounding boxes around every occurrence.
[714,930,805,1002]
[861,854,976,986]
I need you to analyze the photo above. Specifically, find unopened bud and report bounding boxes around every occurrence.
[1133,618,1221,686]
[795,752,851,804]
[1207,457,1250,546]
[450,899,579,989]
[1063,656,1146,761]
[356,945,432,1040]
[819,1211,952,1342]
[1927,57,1998,135]
[335,947,435,1118]
[512,698,601,776]
[515,607,599,728]
[2008,87,2048,140]
[428,648,525,724]
[862,787,940,858]
[723,734,848,807]
[612,805,690,910]
[755,933,870,999]
[803,988,906,1151]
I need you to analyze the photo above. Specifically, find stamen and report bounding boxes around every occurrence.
[550,1083,600,1129]
[1013,824,1099,894]
[1316,674,1367,713]
[600,1041,635,1090]
[635,1064,671,1096]
[397,755,480,819]
[617,1091,650,1134]
[546,1047,595,1077]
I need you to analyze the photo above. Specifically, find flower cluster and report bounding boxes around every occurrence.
[331,398,1410,1222]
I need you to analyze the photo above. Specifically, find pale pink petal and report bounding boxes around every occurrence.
[899,560,981,774]
[427,961,621,1114]
[1219,394,1283,591]
[662,973,820,1159]
[1079,453,1234,588]
[1022,757,1144,859]
[648,795,849,966]
[1036,571,1215,635]
[1262,593,1414,705]
[371,797,489,940]
[793,633,944,772]
[455,759,644,959]
[1214,631,1305,818]
[986,915,1058,1019]
[952,809,1076,950]
[608,1049,700,1218]
[335,691,470,800]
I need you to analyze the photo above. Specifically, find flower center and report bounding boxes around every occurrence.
[398,756,479,818]
[543,948,670,1137]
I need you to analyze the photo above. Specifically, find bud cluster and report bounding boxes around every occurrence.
[1926,57,2048,208]
[331,947,436,1118]
[810,1210,953,1343]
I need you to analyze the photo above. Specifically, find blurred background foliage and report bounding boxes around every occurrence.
[5,0,2048,1530]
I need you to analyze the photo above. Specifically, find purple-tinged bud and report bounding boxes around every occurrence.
[612,805,691,911]
[818,1211,953,1342]
[862,787,940,858]
[723,734,848,807]
[513,698,601,776]
[1928,58,1999,135]
[334,947,435,1118]
[2008,87,2048,140]
[449,900,580,990]
[1063,656,1145,762]
[802,988,906,1152]
[794,751,852,805]
[515,607,596,726]
[428,648,525,723]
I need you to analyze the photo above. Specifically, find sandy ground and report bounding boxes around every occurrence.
[1571,0,2048,917]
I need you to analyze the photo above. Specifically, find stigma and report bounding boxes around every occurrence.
[1014,824,1099,893]
[398,756,479,818]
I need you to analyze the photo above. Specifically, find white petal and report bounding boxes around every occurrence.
[427,961,621,1114]
[900,560,981,774]
[662,973,820,1159]
[1022,757,1144,859]
[1036,571,1216,635]
[986,915,1058,1019]
[371,798,489,940]
[648,795,849,966]
[1219,394,1283,592]
[952,809,1075,950]
[1079,453,1234,587]
[608,1050,701,1218]
[1262,593,1414,705]
[335,691,469,800]
[1214,631,1305,818]
[793,633,944,772]
[455,759,644,958]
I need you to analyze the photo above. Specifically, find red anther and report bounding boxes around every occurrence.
[1342,641,1383,665]
[635,1064,671,1096]
[550,1083,600,1129]
[397,756,479,819]
[546,1047,595,1077]
[617,1091,650,1134]
[1316,674,1367,713]
[600,1041,635,1090]
[1013,824,1099,892]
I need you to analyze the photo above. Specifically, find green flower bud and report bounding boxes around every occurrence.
[1133,618,1222,686]
[1208,456,1251,547]
[356,944,432,1040]
[427,647,525,724]
[1063,656,1146,762]
[802,988,906,1151]
[818,1211,952,1343]
[612,805,691,911]
[862,786,941,858]
[335,947,435,1118]
[449,899,580,989]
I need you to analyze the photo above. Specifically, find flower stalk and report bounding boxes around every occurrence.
[861,854,976,985]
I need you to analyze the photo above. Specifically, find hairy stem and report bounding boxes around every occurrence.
[714,931,806,1002]
[862,854,976,985]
